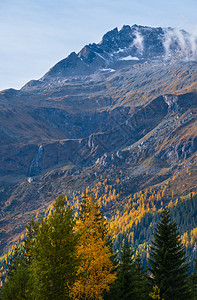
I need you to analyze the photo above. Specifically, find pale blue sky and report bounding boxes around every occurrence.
[0,0,196,90]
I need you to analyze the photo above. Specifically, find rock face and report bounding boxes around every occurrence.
[0,24,197,254]
[22,24,197,89]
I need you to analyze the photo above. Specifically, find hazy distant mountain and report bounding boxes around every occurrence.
[0,25,197,255]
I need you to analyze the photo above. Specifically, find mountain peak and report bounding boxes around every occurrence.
[22,24,197,90]
[100,27,119,44]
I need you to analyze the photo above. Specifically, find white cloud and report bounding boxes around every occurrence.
[163,27,197,60]
[132,30,144,53]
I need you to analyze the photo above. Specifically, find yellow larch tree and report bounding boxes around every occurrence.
[70,192,116,300]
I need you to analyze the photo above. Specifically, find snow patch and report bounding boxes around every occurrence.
[101,68,115,72]
[120,56,139,61]
[115,48,125,53]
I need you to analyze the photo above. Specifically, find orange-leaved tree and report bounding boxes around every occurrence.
[70,192,116,300]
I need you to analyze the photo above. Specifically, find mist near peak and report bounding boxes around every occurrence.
[163,27,197,61]
[132,30,144,54]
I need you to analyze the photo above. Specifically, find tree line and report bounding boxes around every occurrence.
[0,192,196,299]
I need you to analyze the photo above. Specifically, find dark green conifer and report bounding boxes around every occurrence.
[191,259,197,300]
[135,251,149,299]
[107,239,137,300]
[148,208,191,300]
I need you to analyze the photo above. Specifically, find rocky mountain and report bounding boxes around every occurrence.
[23,24,197,88]
[0,24,197,255]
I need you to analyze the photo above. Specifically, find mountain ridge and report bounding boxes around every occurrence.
[21,24,197,91]
[0,24,197,255]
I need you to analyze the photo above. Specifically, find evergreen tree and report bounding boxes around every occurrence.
[106,239,140,300]
[116,239,137,299]
[191,259,197,300]
[148,208,191,300]
[27,196,79,299]
[0,244,31,300]
[135,251,149,299]
[70,192,116,300]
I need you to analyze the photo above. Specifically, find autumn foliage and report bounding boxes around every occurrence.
[70,192,116,299]
[0,191,196,299]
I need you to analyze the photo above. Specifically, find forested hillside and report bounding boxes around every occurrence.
[0,194,196,299]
